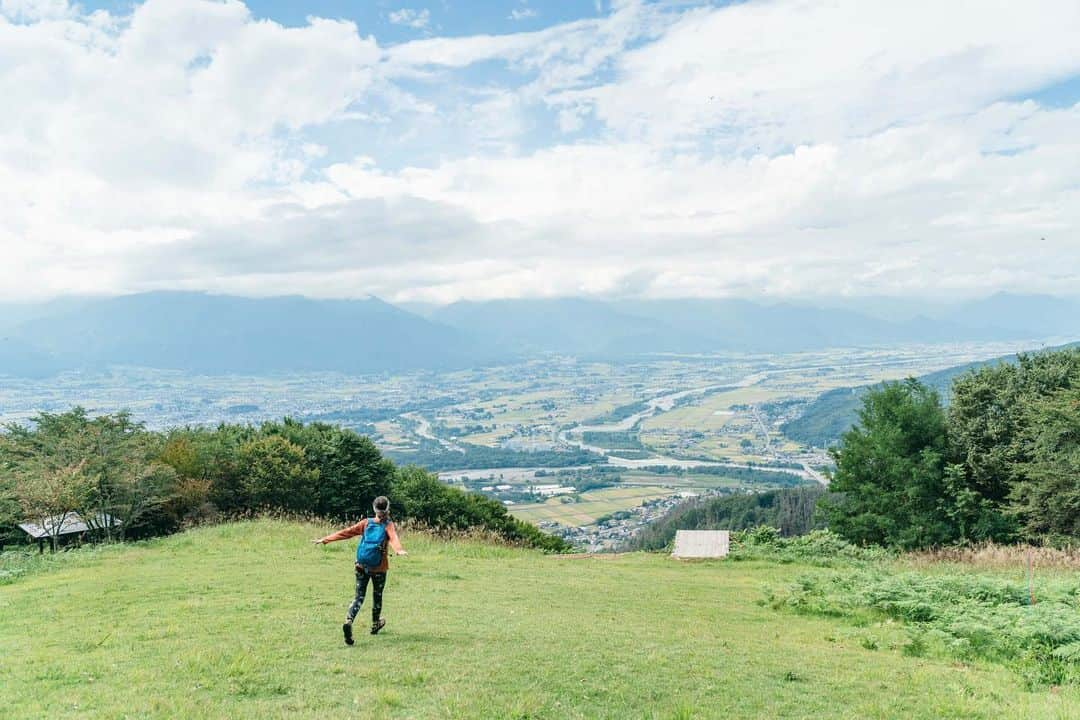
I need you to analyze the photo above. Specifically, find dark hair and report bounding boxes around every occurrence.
[373,496,390,517]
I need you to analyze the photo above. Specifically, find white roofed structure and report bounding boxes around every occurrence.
[672,530,730,559]
[17,511,121,539]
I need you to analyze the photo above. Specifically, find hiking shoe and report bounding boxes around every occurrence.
[370,618,386,635]
[342,622,354,646]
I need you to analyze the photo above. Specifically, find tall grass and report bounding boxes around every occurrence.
[904,543,1080,571]
[771,567,1080,687]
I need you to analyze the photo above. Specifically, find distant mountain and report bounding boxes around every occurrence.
[433,296,1065,357]
[612,299,975,353]
[1,291,1077,378]
[791,293,1080,335]
[429,298,671,356]
[781,341,1080,448]
[933,293,1080,338]
[1,292,502,376]
[0,339,65,379]
[0,298,92,333]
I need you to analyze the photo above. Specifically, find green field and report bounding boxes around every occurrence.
[509,486,672,526]
[2,520,1078,719]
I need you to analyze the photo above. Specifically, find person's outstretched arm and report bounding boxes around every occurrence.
[312,519,366,545]
[387,523,408,556]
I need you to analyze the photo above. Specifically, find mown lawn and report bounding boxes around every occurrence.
[2,520,1078,719]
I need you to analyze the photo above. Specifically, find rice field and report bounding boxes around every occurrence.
[509,485,672,526]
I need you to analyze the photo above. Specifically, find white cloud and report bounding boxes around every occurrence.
[388,8,430,30]
[509,7,537,22]
[0,0,74,22]
[0,0,1078,302]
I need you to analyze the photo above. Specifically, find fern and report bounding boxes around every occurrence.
[1051,642,1080,662]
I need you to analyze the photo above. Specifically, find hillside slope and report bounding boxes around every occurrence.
[1,520,1076,719]
[782,342,1080,447]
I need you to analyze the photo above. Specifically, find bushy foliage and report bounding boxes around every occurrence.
[773,567,1080,686]
[0,409,172,542]
[825,348,1080,548]
[729,527,892,565]
[1,409,569,553]
[945,348,1080,542]
[824,379,954,549]
[1012,386,1080,541]
[392,466,569,552]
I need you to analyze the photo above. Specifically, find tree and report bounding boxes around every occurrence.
[392,465,569,552]
[823,379,953,549]
[238,435,319,512]
[0,419,94,551]
[160,425,253,513]
[947,348,1080,541]
[1011,387,1080,541]
[0,409,177,543]
[262,419,395,519]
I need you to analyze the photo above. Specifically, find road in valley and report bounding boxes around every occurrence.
[557,370,827,484]
[401,411,466,453]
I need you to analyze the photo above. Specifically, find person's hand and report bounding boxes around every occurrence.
[311,538,324,545]
[397,549,409,557]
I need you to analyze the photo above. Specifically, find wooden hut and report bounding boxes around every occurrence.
[17,512,121,553]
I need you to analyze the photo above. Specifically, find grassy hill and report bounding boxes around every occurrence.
[2,520,1078,719]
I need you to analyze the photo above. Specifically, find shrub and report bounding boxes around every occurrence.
[730,527,892,565]
[772,567,1080,686]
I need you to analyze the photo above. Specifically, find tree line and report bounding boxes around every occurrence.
[0,410,568,552]
[623,485,828,551]
[825,347,1080,548]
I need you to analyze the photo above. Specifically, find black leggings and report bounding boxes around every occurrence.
[347,566,386,624]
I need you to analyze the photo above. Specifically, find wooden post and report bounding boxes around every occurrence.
[38,538,45,554]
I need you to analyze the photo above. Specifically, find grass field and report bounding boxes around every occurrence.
[3,520,1079,719]
[509,486,672,526]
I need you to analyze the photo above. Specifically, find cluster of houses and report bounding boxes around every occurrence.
[545,490,718,552]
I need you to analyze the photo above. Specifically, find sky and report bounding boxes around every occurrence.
[1,0,1079,304]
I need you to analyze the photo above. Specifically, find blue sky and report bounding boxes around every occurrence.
[2,0,1079,302]
[80,0,605,38]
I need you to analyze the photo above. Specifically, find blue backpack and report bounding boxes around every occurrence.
[356,519,388,569]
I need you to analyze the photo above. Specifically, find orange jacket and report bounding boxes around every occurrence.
[319,517,404,573]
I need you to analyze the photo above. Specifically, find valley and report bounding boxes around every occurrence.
[0,337,1048,549]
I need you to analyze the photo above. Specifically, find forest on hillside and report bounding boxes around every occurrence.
[0,412,568,552]
[781,343,1079,448]
[623,486,827,551]
[824,347,1080,547]
[635,347,1080,551]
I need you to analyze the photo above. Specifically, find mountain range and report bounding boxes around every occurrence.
[0,291,1077,377]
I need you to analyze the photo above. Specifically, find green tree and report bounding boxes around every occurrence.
[1,411,96,549]
[392,465,569,552]
[823,379,952,549]
[1011,387,1080,541]
[161,425,253,512]
[946,348,1080,541]
[238,435,319,512]
[262,419,395,519]
[0,409,180,542]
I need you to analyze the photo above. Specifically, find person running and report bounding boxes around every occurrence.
[313,496,407,644]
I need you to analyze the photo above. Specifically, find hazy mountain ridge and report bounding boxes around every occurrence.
[0,292,501,376]
[0,291,1076,378]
